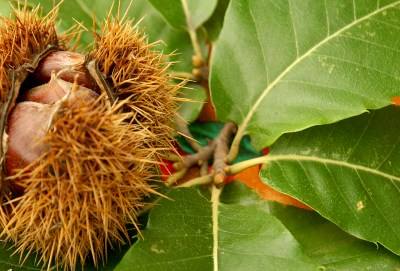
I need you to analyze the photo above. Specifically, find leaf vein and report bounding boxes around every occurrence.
[288,0,300,57]
[340,34,400,55]
[345,111,374,162]
[248,4,270,84]
[324,0,330,36]
[312,52,400,81]
[280,79,387,103]
[370,18,400,31]
[375,132,400,170]
[322,163,360,222]
[354,169,400,242]
[267,154,400,182]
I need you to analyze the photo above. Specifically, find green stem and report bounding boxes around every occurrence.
[181,0,204,62]
[166,169,188,186]
[176,174,213,188]
[211,185,221,271]
[226,155,269,175]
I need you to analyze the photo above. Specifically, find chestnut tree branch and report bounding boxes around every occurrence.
[200,161,209,176]
[166,168,188,187]
[169,122,237,188]
[173,141,216,170]
[176,174,213,188]
[212,122,237,186]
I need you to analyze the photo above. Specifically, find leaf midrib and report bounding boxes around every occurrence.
[236,1,400,138]
[211,186,222,271]
[267,154,400,182]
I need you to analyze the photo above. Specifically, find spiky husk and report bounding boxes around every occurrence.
[0,7,180,271]
[90,19,179,158]
[0,6,64,255]
[3,96,158,270]
[0,6,61,102]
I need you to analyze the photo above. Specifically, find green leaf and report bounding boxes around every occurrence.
[178,84,207,123]
[203,0,230,41]
[149,0,218,30]
[124,1,194,72]
[114,185,315,271]
[260,106,400,256]
[0,0,11,16]
[0,243,41,270]
[211,0,400,149]
[28,0,99,47]
[270,203,400,271]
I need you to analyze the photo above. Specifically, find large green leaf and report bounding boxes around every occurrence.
[211,0,400,149]
[270,203,400,271]
[114,185,315,271]
[225,182,400,270]
[260,106,400,255]
[149,0,218,30]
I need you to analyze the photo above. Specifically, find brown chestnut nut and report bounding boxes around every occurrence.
[33,51,96,89]
[6,102,53,174]
[23,76,98,104]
